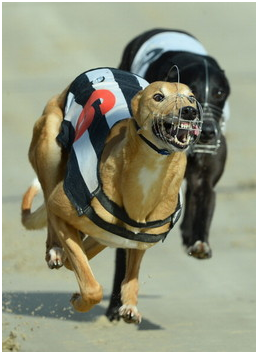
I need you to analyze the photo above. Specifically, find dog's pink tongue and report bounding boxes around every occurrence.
[193,125,200,136]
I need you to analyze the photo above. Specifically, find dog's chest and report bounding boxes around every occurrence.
[118,153,184,224]
[138,161,164,205]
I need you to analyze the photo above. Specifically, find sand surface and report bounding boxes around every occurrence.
[2,3,256,352]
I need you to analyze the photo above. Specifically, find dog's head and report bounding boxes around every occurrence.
[148,53,230,153]
[166,54,230,153]
[131,81,203,153]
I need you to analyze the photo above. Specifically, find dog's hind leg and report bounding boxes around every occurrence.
[119,248,145,324]
[21,176,65,268]
[28,90,69,269]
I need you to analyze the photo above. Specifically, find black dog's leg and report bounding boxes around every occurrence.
[180,181,196,246]
[183,176,215,259]
[181,172,214,258]
[105,248,126,321]
[181,136,227,259]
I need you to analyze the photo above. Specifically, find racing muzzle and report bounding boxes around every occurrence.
[152,101,203,151]
[190,103,224,154]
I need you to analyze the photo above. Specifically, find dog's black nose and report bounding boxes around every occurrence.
[180,106,198,120]
[200,120,216,141]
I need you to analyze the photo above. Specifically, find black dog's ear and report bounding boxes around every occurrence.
[145,54,177,82]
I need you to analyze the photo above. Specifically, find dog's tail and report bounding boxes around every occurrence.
[21,178,47,230]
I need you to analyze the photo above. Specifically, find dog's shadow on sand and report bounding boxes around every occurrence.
[2,291,163,331]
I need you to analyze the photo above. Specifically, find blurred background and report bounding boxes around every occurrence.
[2,2,256,352]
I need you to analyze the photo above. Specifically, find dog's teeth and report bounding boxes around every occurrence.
[173,135,190,146]
[180,122,192,130]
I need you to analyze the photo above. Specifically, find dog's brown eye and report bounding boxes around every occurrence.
[212,89,225,100]
[153,93,165,102]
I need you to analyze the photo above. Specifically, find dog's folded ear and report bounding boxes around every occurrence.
[131,90,143,118]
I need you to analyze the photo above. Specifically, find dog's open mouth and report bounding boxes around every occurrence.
[153,117,201,150]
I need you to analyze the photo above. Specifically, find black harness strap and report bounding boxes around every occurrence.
[93,186,177,229]
[84,207,170,243]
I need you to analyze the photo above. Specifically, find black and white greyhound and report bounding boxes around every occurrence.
[106,29,230,321]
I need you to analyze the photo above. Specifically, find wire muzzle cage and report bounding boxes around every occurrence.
[152,98,204,147]
[190,103,224,154]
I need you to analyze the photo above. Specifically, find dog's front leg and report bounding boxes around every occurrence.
[181,177,213,259]
[181,141,227,259]
[50,216,103,312]
[190,181,215,258]
[105,248,126,321]
[119,248,145,324]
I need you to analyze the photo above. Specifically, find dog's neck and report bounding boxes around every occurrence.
[133,120,171,156]
[99,119,186,224]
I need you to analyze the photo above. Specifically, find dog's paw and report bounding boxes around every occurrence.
[46,246,66,269]
[186,240,212,259]
[119,304,142,324]
[105,305,122,322]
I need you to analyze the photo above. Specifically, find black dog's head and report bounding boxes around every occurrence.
[146,52,230,153]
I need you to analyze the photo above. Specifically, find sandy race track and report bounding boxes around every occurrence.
[2,3,256,352]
